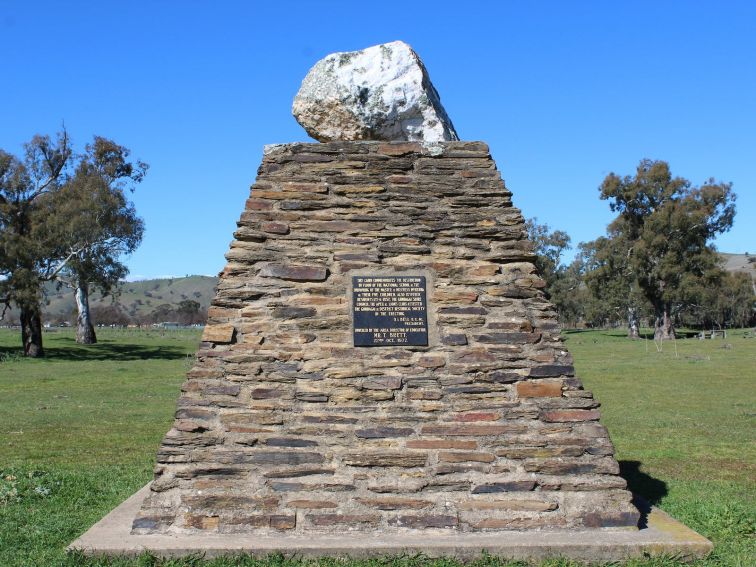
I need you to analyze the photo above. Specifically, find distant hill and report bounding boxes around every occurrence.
[720,253,756,276]
[3,275,219,325]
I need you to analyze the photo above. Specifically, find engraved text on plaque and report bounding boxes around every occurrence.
[352,275,429,347]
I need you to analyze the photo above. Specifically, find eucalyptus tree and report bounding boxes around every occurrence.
[49,137,146,344]
[0,131,146,354]
[580,236,648,337]
[0,132,73,356]
[596,159,735,340]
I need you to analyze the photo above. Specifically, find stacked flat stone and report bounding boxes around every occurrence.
[133,141,639,535]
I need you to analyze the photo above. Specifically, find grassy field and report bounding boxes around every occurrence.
[0,327,753,566]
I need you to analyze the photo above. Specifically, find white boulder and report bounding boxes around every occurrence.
[292,41,459,143]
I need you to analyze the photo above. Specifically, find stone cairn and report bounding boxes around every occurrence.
[133,42,639,535]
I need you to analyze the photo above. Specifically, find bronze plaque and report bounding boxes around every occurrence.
[352,275,429,347]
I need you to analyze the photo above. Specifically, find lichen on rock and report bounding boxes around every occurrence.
[292,41,459,143]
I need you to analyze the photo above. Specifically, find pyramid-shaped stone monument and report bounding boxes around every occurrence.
[131,42,640,536]
[132,137,641,535]
[70,41,713,562]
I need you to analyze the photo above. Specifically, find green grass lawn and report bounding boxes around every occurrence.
[0,327,753,566]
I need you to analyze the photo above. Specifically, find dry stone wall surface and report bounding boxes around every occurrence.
[133,141,639,535]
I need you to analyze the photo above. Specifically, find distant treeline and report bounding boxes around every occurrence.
[528,160,756,339]
[527,161,754,337]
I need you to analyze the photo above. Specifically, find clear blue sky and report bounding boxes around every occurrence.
[2,1,754,278]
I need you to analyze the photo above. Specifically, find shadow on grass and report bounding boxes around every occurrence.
[0,337,188,361]
[621,460,668,528]
[621,460,668,505]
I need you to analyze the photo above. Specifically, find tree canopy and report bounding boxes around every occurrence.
[596,159,736,338]
[51,137,146,343]
[0,132,73,355]
[0,131,146,354]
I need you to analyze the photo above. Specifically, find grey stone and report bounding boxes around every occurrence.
[292,41,458,142]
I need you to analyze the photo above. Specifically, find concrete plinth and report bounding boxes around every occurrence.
[68,485,712,563]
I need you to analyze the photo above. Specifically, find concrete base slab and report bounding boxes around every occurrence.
[68,485,712,563]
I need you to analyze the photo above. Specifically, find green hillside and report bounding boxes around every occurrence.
[4,275,219,325]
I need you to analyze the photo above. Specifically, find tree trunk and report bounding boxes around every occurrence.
[627,306,640,339]
[20,305,44,357]
[654,305,675,340]
[75,280,97,344]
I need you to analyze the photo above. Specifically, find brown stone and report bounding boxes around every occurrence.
[263,468,335,478]
[184,515,219,530]
[441,334,468,346]
[222,412,283,428]
[436,463,490,475]
[517,380,563,398]
[496,446,585,459]
[489,370,523,383]
[439,306,488,315]
[417,356,446,369]
[355,427,414,438]
[261,222,290,234]
[280,182,328,193]
[421,424,526,436]
[245,198,273,210]
[183,495,278,510]
[474,332,541,344]
[306,514,380,526]
[286,500,338,509]
[453,412,500,422]
[457,499,558,512]
[524,458,619,475]
[433,289,478,304]
[343,452,427,467]
[472,481,536,493]
[251,388,282,399]
[269,481,355,492]
[377,143,421,156]
[543,410,601,422]
[407,390,443,400]
[201,324,235,343]
[450,349,496,364]
[529,365,575,377]
[272,306,317,319]
[270,515,297,529]
[259,264,328,282]
[175,408,216,421]
[355,497,432,510]
[582,510,640,528]
[390,515,459,528]
[247,452,325,466]
[206,306,238,319]
[362,376,403,390]
[468,517,567,530]
[438,452,495,463]
[264,438,318,448]
[332,185,386,194]
[366,479,427,494]
[301,414,358,424]
[406,440,477,450]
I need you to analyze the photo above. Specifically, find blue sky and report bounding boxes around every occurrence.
[2,1,754,278]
